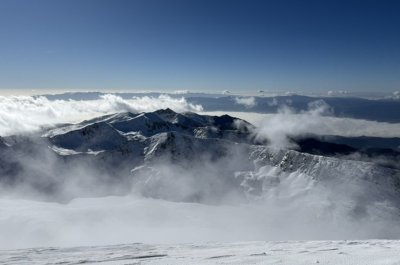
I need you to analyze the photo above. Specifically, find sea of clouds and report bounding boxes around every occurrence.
[1,94,399,141]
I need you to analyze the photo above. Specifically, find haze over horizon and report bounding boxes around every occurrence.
[0,0,399,93]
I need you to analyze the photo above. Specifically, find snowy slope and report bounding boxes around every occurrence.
[1,240,400,265]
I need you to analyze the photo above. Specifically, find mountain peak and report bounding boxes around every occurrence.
[155,108,176,115]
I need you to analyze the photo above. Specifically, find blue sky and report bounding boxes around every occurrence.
[0,0,399,93]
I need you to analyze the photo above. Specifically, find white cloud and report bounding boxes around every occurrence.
[306,99,333,116]
[251,100,400,149]
[234,97,256,108]
[0,94,203,136]
[267,97,278,106]
[327,90,349,96]
[201,110,400,141]
[222,90,231,95]
[172,90,189,94]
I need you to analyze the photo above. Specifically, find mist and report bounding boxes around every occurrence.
[1,133,400,250]
[2,191,399,250]
[204,105,400,150]
[1,96,400,250]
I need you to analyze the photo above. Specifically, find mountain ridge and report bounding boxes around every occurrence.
[0,109,399,216]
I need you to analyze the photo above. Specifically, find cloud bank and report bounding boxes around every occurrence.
[203,110,400,146]
[201,100,400,150]
[0,94,203,136]
[234,97,257,108]
[254,100,400,149]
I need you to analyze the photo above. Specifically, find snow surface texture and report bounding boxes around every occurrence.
[1,240,400,265]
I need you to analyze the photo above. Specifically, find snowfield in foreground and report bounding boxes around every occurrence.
[1,240,400,265]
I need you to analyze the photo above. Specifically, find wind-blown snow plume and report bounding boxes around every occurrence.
[234,97,257,108]
[2,149,399,249]
[0,94,203,136]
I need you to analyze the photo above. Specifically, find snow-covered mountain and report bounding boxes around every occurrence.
[1,109,400,250]
[0,109,399,212]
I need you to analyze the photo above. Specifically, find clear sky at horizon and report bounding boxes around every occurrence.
[0,0,399,93]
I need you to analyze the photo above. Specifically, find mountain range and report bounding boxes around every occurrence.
[0,109,399,216]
